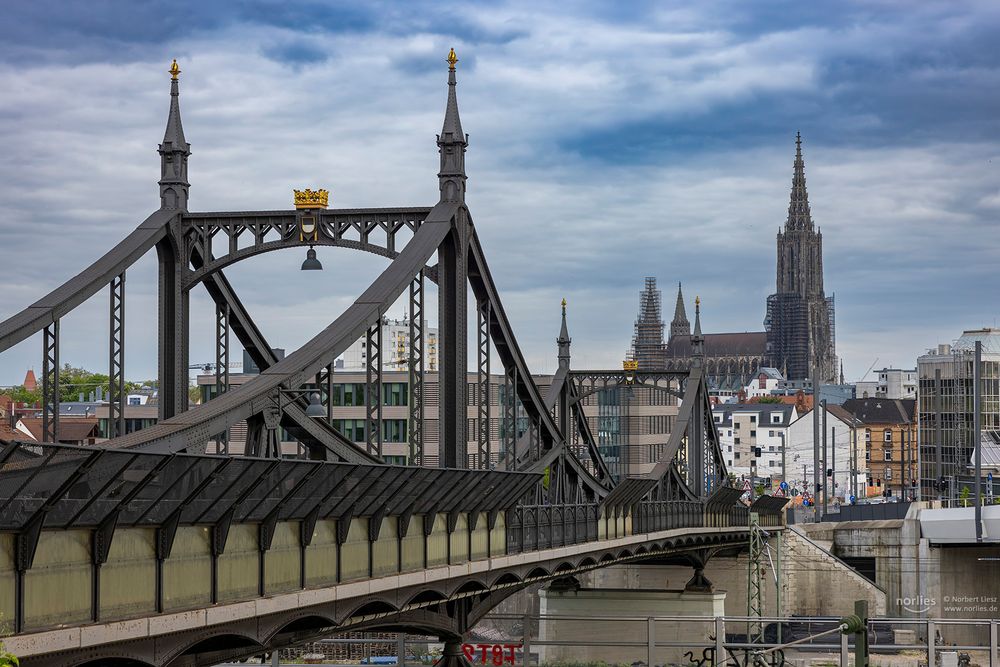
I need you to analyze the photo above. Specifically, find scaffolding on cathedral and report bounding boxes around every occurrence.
[629,277,667,370]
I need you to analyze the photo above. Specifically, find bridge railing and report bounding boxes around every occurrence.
[506,504,601,553]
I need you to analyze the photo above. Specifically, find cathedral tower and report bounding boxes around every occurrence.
[765,134,836,382]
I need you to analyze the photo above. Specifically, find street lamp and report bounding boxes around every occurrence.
[277,388,326,418]
[301,245,323,270]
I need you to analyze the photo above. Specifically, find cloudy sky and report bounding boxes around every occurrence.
[0,0,998,387]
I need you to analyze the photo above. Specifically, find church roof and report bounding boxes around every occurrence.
[666,331,767,358]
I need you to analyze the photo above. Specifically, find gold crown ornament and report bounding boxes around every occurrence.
[294,188,329,210]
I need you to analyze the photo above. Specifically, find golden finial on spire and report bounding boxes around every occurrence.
[695,296,700,307]
[561,298,567,309]
[446,48,458,70]
[169,59,181,80]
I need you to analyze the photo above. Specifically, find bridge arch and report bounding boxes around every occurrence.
[163,632,263,667]
[262,613,339,646]
[405,589,449,607]
[345,599,401,622]
[453,579,490,596]
[572,380,684,405]
[76,659,155,667]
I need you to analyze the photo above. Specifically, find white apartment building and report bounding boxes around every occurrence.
[713,403,796,482]
[339,317,439,373]
[855,368,917,400]
[743,367,785,400]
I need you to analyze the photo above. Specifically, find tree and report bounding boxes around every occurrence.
[960,485,971,508]
[756,396,784,404]
[1,364,150,406]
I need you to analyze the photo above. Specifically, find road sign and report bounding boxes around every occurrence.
[774,488,785,498]
[742,479,753,491]
[989,472,994,482]
[780,481,788,491]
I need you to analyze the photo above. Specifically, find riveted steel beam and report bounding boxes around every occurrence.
[42,321,60,443]
[408,271,424,465]
[108,273,126,439]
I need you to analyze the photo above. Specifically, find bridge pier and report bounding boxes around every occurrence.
[436,640,474,667]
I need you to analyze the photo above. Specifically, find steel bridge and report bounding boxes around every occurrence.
[0,53,786,667]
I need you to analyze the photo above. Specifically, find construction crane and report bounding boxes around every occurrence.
[857,357,879,383]
[189,361,242,373]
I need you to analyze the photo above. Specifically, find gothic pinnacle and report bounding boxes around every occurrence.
[437,47,467,202]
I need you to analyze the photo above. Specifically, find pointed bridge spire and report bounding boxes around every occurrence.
[557,298,571,370]
[691,296,704,362]
[158,59,190,210]
[437,48,468,203]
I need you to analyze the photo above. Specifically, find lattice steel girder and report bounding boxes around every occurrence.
[180,208,432,288]
[365,320,383,458]
[477,299,491,469]
[502,365,517,470]
[214,301,230,453]
[108,273,126,440]
[408,272,424,465]
[98,202,458,455]
[42,321,60,443]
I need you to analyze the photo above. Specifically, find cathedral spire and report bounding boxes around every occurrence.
[158,59,190,210]
[669,282,690,340]
[437,48,468,203]
[557,298,571,370]
[786,131,812,231]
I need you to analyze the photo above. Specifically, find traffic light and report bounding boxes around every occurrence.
[754,447,762,457]
[826,468,833,477]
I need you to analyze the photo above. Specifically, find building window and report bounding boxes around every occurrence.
[750,430,757,437]
[381,419,407,443]
[382,382,408,406]
[735,452,741,460]
[771,414,782,424]
[335,419,367,442]
[884,429,892,442]
[885,467,893,480]
[865,429,871,442]
[769,430,775,437]
[750,416,757,423]
[734,437,741,445]
[333,383,366,407]
[884,450,893,461]
[128,397,141,406]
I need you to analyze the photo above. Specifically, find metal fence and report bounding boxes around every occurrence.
[236,614,1000,667]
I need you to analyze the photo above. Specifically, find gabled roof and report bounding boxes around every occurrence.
[842,398,916,425]
[17,417,99,443]
[791,403,859,428]
[712,402,796,427]
[666,331,767,358]
[0,423,33,442]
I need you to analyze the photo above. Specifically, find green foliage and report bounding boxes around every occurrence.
[0,642,18,667]
[755,484,765,496]
[756,396,784,404]
[960,485,971,507]
[1,364,150,406]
